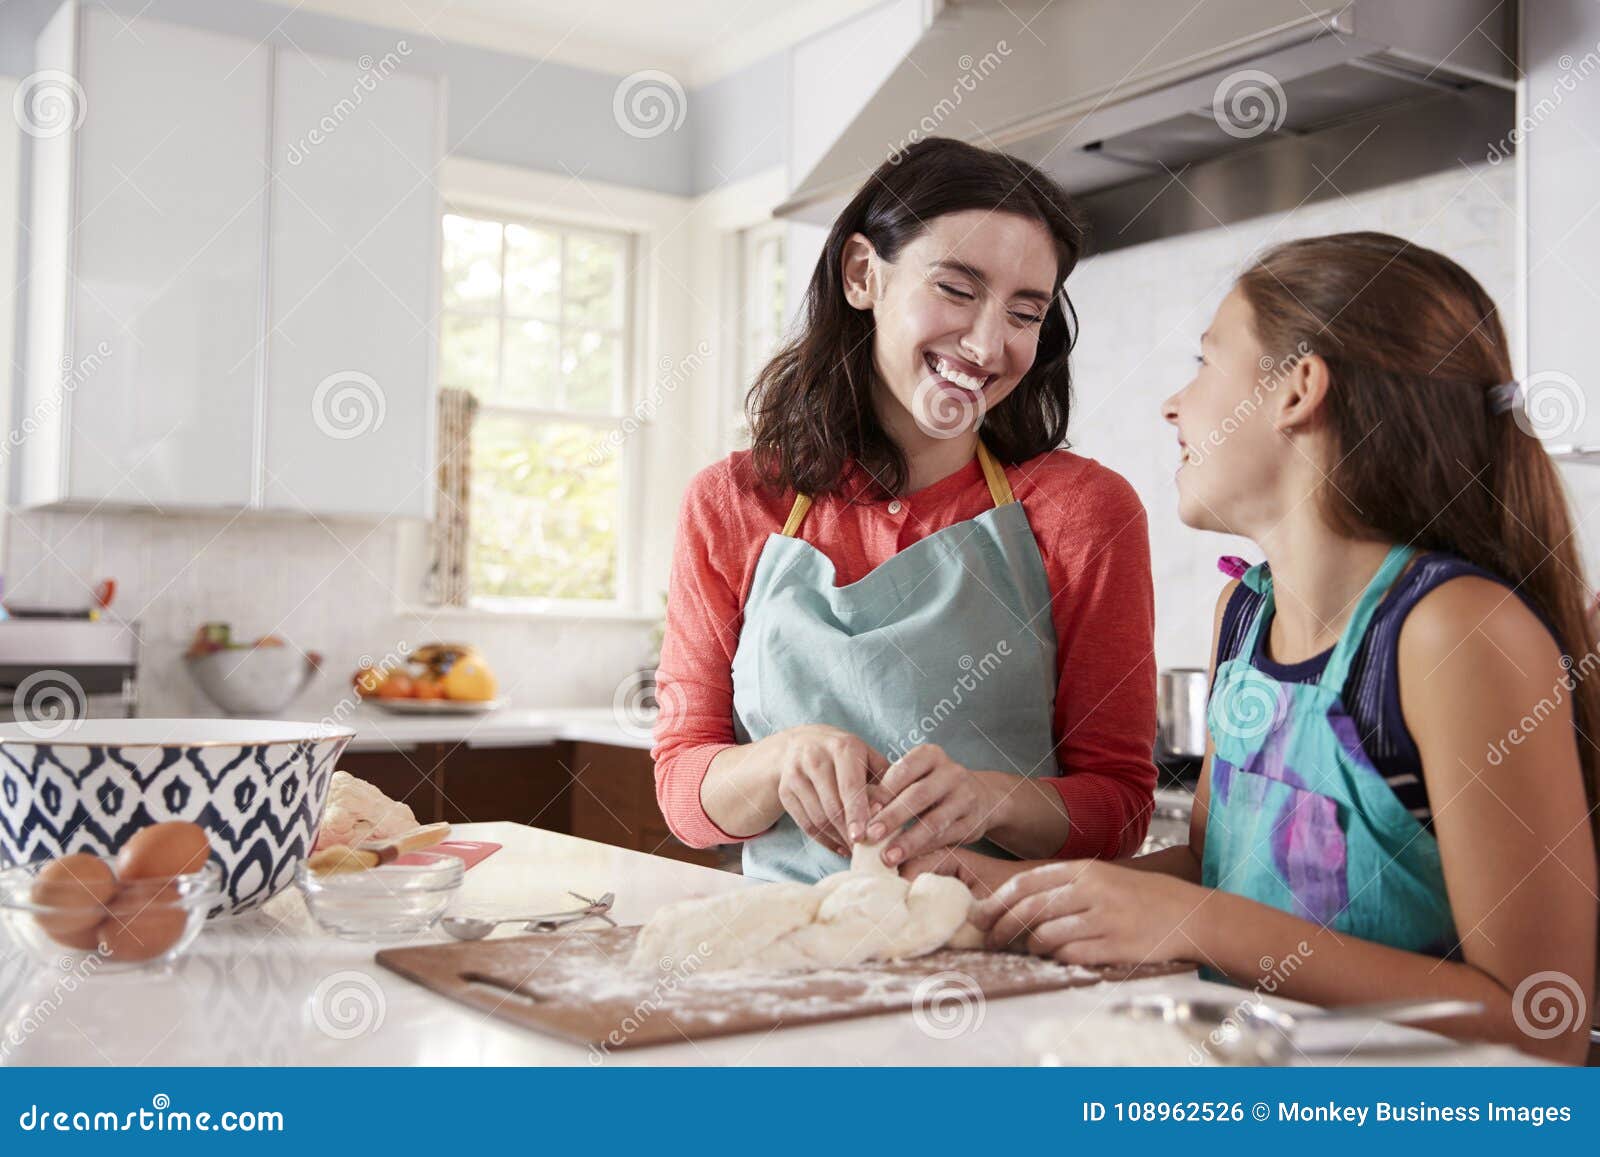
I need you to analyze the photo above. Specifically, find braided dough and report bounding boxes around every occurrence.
[630,840,983,972]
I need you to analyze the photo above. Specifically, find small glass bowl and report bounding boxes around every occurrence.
[295,852,463,939]
[0,856,223,974]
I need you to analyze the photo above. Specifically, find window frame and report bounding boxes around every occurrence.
[439,199,644,615]
[726,218,788,452]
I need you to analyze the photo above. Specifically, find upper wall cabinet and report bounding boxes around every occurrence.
[18,2,443,518]
[263,52,442,519]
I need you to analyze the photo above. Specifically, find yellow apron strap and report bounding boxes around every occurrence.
[976,441,1014,506]
[780,494,813,538]
[784,441,1008,537]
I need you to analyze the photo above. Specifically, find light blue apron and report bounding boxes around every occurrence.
[1201,545,1457,955]
[731,442,1060,883]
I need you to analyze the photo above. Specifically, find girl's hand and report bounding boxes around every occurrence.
[900,846,1030,899]
[864,744,998,867]
[971,860,1210,965]
[766,725,890,856]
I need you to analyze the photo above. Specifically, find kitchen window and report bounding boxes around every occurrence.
[728,220,788,450]
[438,209,637,608]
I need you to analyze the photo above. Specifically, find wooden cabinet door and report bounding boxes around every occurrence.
[571,741,725,868]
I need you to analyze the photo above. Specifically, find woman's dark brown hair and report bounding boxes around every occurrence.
[746,137,1087,498]
[1237,230,1600,848]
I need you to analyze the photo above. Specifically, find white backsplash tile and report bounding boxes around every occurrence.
[3,507,655,720]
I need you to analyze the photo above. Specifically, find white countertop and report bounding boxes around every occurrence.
[340,706,653,753]
[0,824,1540,1067]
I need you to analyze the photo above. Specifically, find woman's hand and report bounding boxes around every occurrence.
[971,860,1211,965]
[765,725,890,856]
[864,744,998,867]
[900,846,1033,899]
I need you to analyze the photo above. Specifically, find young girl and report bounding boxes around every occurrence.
[912,233,1599,1063]
[651,138,1157,884]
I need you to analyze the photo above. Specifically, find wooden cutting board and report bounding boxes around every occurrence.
[375,926,1191,1050]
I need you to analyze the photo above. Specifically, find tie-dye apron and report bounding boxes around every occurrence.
[1201,545,1456,954]
[732,441,1059,884]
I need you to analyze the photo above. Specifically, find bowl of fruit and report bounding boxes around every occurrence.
[184,622,323,716]
[354,643,504,714]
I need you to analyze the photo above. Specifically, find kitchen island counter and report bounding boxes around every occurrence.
[0,824,1541,1067]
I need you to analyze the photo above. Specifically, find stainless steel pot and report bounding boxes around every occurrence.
[1157,667,1208,758]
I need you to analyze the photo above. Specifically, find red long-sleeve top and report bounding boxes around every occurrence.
[651,447,1157,859]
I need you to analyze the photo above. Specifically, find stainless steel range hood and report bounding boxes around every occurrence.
[778,0,1517,252]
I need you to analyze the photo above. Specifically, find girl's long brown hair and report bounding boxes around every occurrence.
[1237,231,1600,847]
[747,137,1087,498]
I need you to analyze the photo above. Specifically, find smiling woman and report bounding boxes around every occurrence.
[651,138,1159,885]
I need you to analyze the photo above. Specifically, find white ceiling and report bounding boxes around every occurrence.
[265,0,892,86]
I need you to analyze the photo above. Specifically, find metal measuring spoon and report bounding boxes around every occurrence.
[440,891,615,941]
[1109,994,1482,1065]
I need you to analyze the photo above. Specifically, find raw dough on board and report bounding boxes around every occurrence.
[631,840,982,972]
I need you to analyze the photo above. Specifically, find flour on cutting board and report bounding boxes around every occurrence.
[375,923,1191,1050]
[479,928,1102,1029]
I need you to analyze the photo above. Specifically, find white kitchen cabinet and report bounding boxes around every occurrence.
[18,1,441,518]
[20,4,269,508]
[262,53,443,519]
[1522,1,1600,448]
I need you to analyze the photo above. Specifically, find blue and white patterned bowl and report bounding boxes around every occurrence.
[0,719,353,916]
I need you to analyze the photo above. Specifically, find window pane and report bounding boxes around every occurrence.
[763,237,787,338]
[564,234,624,328]
[504,223,560,319]
[441,214,501,309]
[470,416,620,601]
[561,329,620,412]
[439,312,498,392]
[500,318,560,407]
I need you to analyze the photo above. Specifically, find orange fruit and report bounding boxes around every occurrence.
[376,671,416,699]
[441,655,497,701]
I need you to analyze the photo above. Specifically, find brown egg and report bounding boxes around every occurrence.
[31,854,118,949]
[114,821,212,880]
[96,891,189,962]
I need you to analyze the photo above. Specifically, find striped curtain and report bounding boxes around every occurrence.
[427,387,479,606]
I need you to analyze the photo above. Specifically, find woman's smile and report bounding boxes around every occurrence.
[923,350,994,394]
